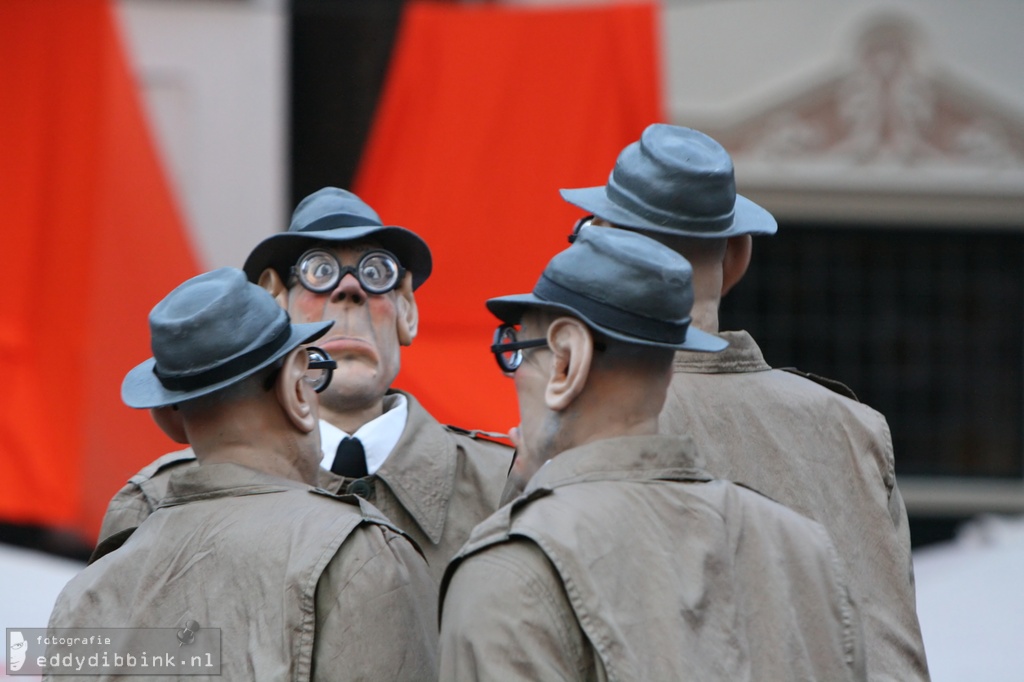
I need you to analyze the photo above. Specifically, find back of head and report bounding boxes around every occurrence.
[122,267,332,410]
[486,228,727,463]
[121,268,334,479]
[560,124,777,240]
[488,226,727,355]
[561,125,773,327]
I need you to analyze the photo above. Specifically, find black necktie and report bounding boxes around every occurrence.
[331,437,368,478]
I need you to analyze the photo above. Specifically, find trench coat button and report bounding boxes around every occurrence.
[348,479,373,499]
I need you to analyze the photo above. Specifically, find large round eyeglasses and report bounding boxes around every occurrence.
[262,346,337,393]
[490,324,549,373]
[292,248,406,295]
[303,346,337,393]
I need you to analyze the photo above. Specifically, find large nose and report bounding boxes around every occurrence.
[330,270,367,305]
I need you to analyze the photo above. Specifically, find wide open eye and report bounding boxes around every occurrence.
[296,250,340,292]
[358,251,402,293]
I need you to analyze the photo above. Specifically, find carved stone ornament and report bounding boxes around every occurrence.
[713,15,1020,169]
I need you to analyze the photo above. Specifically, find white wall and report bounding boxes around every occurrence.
[115,0,288,270]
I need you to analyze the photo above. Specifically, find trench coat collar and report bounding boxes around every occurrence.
[672,329,770,374]
[161,462,313,507]
[316,390,454,545]
[374,390,454,544]
[524,434,712,496]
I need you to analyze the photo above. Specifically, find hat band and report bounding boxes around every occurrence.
[534,276,690,345]
[153,321,292,392]
[605,182,735,232]
[300,214,384,233]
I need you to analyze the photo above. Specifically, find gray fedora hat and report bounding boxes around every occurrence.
[560,124,777,238]
[487,226,726,352]
[122,267,334,409]
[243,187,433,290]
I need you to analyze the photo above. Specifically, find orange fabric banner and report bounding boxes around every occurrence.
[355,1,664,433]
[0,0,199,539]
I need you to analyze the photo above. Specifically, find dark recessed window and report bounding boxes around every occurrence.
[720,223,1024,479]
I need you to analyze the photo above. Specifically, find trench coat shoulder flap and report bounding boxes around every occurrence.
[310,488,428,561]
[778,367,860,402]
[155,467,416,554]
[438,486,550,613]
[440,436,715,607]
[130,447,198,504]
[131,447,198,480]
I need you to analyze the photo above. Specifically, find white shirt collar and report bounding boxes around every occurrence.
[318,393,408,475]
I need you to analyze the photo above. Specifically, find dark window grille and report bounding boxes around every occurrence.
[720,223,1024,479]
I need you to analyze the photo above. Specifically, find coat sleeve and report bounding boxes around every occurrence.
[313,523,439,682]
[440,539,594,681]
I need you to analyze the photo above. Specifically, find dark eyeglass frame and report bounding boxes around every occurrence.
[291,248,407,295]
[263,345,337,393]
[568,215,595,244]
[303,346,337,393]
[490,324,549,373]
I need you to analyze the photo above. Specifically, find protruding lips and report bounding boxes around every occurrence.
[319,335,379,362]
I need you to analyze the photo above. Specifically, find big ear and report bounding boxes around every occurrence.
[150,406,189,444]
[545,317,593,412]
[275,348,317,434]
[258,268,290,308]
[721,235,752,297]
[395,272,419,346]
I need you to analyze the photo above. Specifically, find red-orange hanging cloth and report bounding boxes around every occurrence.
[0,0,199,540]
[355,0,665,433]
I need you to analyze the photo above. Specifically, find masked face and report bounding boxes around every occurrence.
[282,242,416,416]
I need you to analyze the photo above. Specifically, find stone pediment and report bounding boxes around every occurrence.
[697,14,1024,224]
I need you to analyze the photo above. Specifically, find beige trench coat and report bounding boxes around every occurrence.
[96,389,515,585]
[440,434,866,682]
[50,463,437,681]
[662,330,928,681]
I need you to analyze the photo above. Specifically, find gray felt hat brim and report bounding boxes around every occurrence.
[486,293,727,353]
[242,226,433,290]
[121,319,332,409]
[560,186,777,239]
